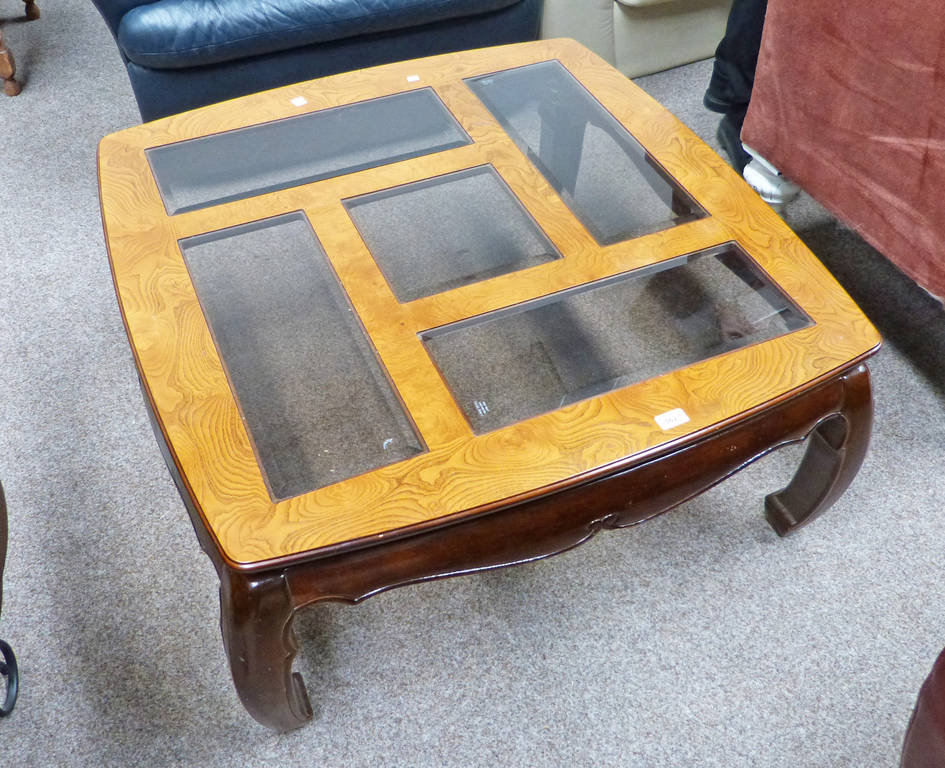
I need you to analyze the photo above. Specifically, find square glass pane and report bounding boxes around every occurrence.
[423,244,812,433]
[344,166,560,302]
[180,212,425,500]
[148,88,471,215]
[466,61,705,245]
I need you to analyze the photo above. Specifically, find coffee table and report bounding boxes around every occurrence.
[98,39,881,731]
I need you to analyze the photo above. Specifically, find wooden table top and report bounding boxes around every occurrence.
[98,39,880,570]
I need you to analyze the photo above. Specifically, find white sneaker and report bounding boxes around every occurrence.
[742,144,800,206]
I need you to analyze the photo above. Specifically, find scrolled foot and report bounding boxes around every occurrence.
[764,365,873,535]
[0,639,19,716]
[220,570,313,732]
[24,0,40,21]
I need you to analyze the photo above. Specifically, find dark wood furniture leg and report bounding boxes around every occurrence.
[764,364,872,535]
[901,647,945,768]
[0,482,19,716]
[141,393,312,732]
[0,28,20,97]
[209,363,872,731]
[219,569,312,732]
[1,2,39,97]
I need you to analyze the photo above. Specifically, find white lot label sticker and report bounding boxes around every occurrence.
[654,408,690,431]
[406,75,421,83]
[290,96,308,107]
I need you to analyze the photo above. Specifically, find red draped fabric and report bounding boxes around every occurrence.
[741,0,945,300]
[901,648,945,768]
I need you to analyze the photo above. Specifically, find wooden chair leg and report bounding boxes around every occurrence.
[24,0,40,21]
[0,29,22,97]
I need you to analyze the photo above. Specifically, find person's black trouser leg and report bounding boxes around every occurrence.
[705,0,768,113]
[704,0,767,172]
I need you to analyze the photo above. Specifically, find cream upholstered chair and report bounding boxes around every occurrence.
[541,0,732,78]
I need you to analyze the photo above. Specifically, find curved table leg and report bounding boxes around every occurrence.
[0,483,18,717]
[0,30,21,97]
[203,364,874,729]
[219,570,313,732]
[0,639,18,716]
[764,364,873,536]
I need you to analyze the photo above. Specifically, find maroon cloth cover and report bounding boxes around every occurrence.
[901,648,945,768]
[741,0,945,300]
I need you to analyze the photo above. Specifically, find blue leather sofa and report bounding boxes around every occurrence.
[91,0,544,121]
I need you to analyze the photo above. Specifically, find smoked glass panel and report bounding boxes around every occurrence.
[423,245,811,434]
[345,166,560,302]
[148,88,471,214]
[466,60,705,245]
[180,212,424,500]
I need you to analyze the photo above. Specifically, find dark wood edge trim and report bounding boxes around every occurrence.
[222,356,876,573]
[221,363,869,607]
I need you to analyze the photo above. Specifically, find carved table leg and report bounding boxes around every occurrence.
[0,483,18,716]
[190,363,873,730]
[219,569,313,732]
[24,1,40,21]
[764,364,873,536]
[0,29,21,97]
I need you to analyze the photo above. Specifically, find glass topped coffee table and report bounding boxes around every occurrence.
[98,39,880,731]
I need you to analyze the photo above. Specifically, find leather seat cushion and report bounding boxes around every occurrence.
[118,0,523,69]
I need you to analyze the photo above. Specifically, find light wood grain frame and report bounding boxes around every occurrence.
[98,39,881,569]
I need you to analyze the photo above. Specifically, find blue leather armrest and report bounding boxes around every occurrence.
[91,0,543,121]
[117,0,523,69]
[89,0,159,35]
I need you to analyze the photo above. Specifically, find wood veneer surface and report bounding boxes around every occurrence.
[98,39,880,568]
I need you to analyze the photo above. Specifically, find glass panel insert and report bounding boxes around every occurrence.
[180,212,425,500]
[148,88,471,215]
[422,244,812,434]
[466,61,705,245]
[345,166,560,302]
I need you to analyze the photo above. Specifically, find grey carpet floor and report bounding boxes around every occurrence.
[1,2,944,766]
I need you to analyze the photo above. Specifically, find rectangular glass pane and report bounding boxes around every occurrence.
[180,212,425,500]
[149,88,471,215]
[345,165,560,302]
[422,245,812,434]
[466,61,705,245]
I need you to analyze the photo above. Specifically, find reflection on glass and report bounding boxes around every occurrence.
[148,89,471,215]
[423,244,811,433]
[466,60,705,245]
[345,165,560,302]
[180,212,424,499]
